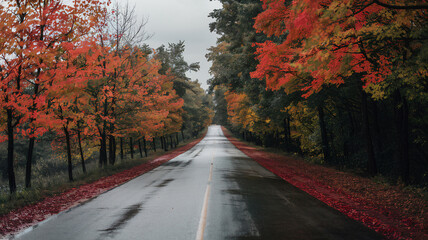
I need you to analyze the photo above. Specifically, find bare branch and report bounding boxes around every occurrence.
[109,1,153,51]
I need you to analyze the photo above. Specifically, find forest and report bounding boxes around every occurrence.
[0,1,213,195]
[208,0,428,186]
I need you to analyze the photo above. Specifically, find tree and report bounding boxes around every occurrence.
[105,1,152,163]
[182,80,214,138]
[155,41,212,138]
[251,0,427,181]
[0,0,106,192]
[211,85,229,126]
[207,0,427,183]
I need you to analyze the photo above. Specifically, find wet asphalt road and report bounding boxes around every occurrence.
[16,125,382,240]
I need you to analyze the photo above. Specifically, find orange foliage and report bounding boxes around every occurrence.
[251,0,424,97]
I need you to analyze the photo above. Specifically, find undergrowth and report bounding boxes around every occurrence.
[0,138,197,216]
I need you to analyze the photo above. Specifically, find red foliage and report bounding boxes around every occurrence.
[0,136,204,238]
[222,127,427,240]
[251,0,411,97]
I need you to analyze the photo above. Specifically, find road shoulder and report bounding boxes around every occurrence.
[221,126,427,240]
[0,135,205,238]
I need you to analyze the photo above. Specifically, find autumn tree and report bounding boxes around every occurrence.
[208,0,427,183]
[251,0,428,181]
[0,0,106,192]
[0,2,23,193]
[104,1,152,163]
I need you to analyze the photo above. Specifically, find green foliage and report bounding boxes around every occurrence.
[207,0,265,92]
[155,41,212,137]
[212,85,228,126]
[156,41,200,97]
[182,81,214,137]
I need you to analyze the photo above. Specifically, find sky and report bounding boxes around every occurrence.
[126,0,223,90]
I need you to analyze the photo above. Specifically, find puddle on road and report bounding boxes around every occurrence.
[191,148,204,158]
[181,160,192,168]
[99,203,142,237]
[155,178,174,188]
[162,161,182,167]
[161,159,193,168]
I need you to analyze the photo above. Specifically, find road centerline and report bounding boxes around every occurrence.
[195,154,214,240]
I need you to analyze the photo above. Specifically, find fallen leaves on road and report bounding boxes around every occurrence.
[222,127,427,240]
[0,137,203,237]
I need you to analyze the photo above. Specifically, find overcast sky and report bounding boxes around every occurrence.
[126,0,223,90]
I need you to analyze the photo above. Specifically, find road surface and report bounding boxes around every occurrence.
[16,125,382,240]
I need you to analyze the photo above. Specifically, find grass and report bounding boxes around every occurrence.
[0,136,200,216]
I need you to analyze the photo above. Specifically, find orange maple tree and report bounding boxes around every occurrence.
[0,0,108,191]
[251,0,426,96]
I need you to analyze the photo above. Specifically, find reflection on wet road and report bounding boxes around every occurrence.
[17,125,382,240]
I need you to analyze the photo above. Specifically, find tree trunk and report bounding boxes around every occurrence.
[283,116,291,147]
[181,130,185,140]
[7,109,16,194]
[143,137,148,157]
[129,137,134,159]
[99,131,107,167]
[317,104,331,163]
[164,136,168,151]
[170,135,174,149]
[112,136,116,164]
[138,139,143,158]
[372,101,383,154]
[101,99,108,166]
[25,48,41,190]
[361,90,377,176]
[275,131,279,148]
[64,126,73,182]
[120,137,124,160]
[160,136,164,150]
[25,137,35,188]
[109,136,115,165]
[153,137,157,152]
[395,91,410,184]
[109,94,116,165]
[343,140,350,163]
[176,132,179,145]
[347,110,356,137]
[77,131,86,174]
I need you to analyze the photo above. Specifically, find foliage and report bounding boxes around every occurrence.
[208,0,428,185]
[154,41,212,138]
[0,1,213,194]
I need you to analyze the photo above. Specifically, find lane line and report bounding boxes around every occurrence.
[196,155,214,240]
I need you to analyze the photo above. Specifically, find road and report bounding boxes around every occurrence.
[16,125,382,240]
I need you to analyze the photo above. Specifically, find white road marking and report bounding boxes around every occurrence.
[195,155,214,240]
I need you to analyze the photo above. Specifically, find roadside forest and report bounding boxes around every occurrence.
[0,0,213,195]
[208,0,428,186]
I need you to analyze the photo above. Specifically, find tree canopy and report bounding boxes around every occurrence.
[208,0,428,185]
